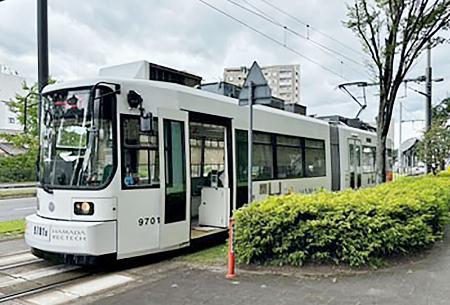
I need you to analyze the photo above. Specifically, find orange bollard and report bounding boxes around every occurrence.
[226,218,236,279]
[386,171,393,182]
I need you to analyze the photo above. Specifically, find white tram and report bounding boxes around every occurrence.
[25,72,393,263]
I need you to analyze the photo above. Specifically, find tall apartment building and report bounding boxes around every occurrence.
[223,64,300,104]
[0,68,25,135]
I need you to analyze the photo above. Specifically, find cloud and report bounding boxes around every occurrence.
[0,0,448,145]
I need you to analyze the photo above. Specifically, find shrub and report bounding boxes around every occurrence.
[234,175,450,267]
[0,151,37,183]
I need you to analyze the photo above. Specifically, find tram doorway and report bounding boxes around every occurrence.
[189,118,231,239]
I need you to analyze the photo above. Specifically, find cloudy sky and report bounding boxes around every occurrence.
[0,0,449,146]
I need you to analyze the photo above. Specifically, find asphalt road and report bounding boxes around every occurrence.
[0,197,36,222]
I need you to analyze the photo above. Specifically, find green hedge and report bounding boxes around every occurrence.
[234,175,450,267]
[0,152,37,183]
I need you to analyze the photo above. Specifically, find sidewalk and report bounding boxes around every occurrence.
[88,235,450,305]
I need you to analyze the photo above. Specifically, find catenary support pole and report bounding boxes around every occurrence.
[37,0,49,93]
[425,43,432,173]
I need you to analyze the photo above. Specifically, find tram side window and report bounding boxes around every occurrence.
[121,115,159,188]
[304,139,326,177]
[362,146,376,173]
[253,132,274,180]
[236,130,275,181]
[236,130,248,183]
[276,135,303,179]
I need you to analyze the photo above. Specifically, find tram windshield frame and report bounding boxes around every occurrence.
[39,85,117,190]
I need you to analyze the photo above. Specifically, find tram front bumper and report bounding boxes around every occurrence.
[25,214,116,256]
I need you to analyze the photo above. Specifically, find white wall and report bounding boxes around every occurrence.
[0,72,25,134]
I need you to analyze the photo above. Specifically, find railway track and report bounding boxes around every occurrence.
[0,272,96,303]
[0,257,43,272]
[0,249,158,304]
[0,250,96,303]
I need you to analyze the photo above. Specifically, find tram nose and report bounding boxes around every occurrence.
[37,190,117,221]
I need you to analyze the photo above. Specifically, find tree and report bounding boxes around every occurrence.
[417,122,450,173]
[432,97,450,123]
[346,0,450,182]
[0,79,56,151]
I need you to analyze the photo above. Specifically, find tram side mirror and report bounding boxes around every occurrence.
[140,112,153,134]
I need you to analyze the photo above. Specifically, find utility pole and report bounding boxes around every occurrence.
[37,0,49,93]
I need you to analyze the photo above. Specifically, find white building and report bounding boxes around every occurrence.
[0,68,25,135]
[223,64,301,104]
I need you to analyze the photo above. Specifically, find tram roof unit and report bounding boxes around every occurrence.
[318,115,377,132]
[43,76,330,131]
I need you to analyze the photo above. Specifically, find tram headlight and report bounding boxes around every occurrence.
[74,201,94,215]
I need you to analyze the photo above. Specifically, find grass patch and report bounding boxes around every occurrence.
[179,244,227,265]
[0,219,26,235]
[0,189,36,199]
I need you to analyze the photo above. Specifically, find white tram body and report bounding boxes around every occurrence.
[25,75,392,263]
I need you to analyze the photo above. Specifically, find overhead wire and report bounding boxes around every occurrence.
[257,0,367,58]
[198,0,348,81]
[225,0,368,78]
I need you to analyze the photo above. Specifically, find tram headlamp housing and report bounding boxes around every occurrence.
[74,201,94,216]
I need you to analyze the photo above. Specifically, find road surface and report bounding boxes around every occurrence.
[0,197,36,221]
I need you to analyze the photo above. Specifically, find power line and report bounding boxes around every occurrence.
[257,0,366,58]
[226,0,367,74]
[241,0,274,21]
[198,0,348,80]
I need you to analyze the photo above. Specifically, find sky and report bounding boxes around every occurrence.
[0,0,449,147]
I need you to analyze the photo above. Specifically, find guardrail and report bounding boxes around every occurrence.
[0,183,37,190]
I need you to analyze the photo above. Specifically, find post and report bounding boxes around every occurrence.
[425,43,432,173]
[226,218,236,279]
[398,100,402,175]
[37,0,49,93]
[247,81,253,204]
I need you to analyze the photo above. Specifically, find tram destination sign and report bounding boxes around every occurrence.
[238,61,272,106]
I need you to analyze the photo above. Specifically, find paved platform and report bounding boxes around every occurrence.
[88,235,450,305]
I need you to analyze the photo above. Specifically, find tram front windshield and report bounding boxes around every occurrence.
[39,87,115,189]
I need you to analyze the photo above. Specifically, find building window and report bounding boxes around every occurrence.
[276,135,303,178]
[121,115,159,188]
[305,139,326,177]
[8,117,15,124]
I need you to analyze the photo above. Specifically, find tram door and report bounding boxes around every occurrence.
[348,138,362,189]
[159,110,190,249]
